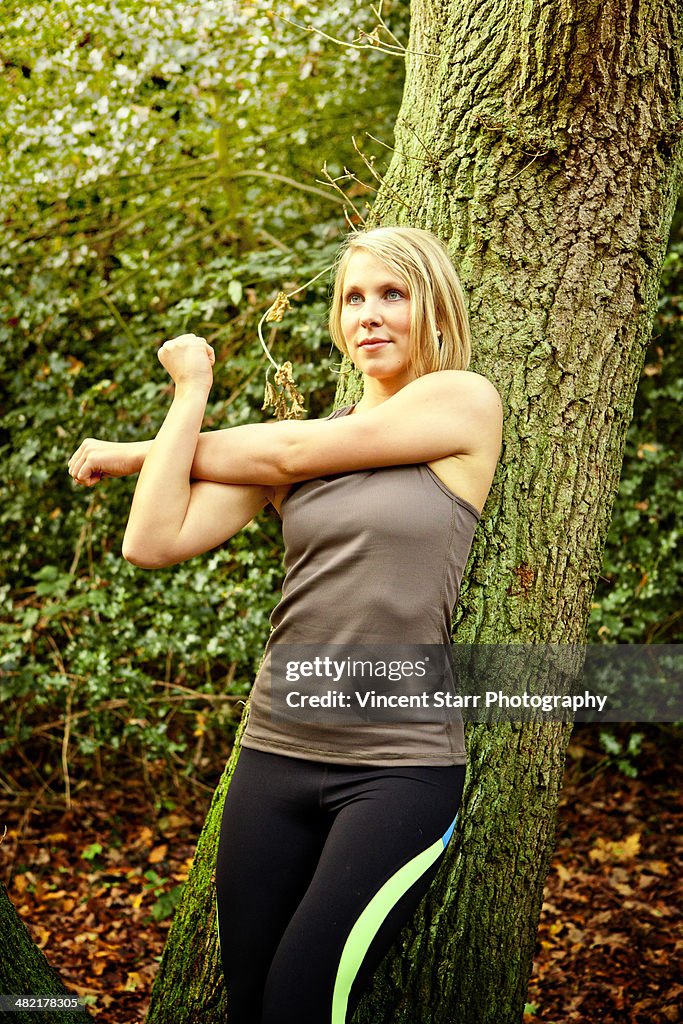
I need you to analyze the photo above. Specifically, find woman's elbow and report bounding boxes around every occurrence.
[122,535,173,570]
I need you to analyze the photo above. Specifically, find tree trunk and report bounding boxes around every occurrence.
[144,716,252,1024]
[147,2,682,1022]
[353,1,682,1021]
[0,882,91,1024]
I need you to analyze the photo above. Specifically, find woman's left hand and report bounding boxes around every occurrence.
[158,334,215,389]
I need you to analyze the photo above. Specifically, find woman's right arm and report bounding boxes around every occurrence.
[68,337,275,569]
[68,437,273,568]
[122,479,272,569]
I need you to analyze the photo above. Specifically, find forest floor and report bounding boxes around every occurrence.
[1,724,680,1024]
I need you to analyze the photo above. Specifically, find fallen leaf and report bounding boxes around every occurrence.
[589,831,641,863]
[132,826,155,847]
[643,859,669,876]
[43,889,69,900]
[33,925,51,948]
[123,971,144,991]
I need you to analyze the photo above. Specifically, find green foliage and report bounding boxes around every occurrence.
[597,729,645,779]
[144,871,184,923]
[0,0,408,791]
[80,843,104,861]
[588,209,683,644]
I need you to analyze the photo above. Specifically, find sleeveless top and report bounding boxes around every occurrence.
[241,406,481,766]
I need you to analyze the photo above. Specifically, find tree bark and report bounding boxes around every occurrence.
[0,882,91,1024]
[147,2,682,1022]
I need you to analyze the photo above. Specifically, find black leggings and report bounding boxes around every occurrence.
[215,748,465,1024]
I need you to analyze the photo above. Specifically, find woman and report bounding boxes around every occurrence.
[69,226,502,1023]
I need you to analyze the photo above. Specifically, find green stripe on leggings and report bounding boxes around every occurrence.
[215,893,221,952]
[330,828,451,1024]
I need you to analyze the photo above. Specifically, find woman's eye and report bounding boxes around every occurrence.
[346,293,362,304]
[386,289,403,300]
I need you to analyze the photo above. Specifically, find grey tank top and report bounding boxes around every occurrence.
[241,406,481,766]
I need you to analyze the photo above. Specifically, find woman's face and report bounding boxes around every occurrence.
[339,250,415,389]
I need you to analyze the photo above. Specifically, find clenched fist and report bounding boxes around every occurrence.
[68,439,148,487]
[158,333,215,389]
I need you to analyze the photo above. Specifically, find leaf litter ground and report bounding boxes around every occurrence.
[1,724,680,1023]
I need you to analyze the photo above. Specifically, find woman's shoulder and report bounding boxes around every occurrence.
[405,370,502,416]
[416,368,499,392]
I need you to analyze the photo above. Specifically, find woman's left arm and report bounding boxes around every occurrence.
[190,369,503,485]
[70,366,501,489]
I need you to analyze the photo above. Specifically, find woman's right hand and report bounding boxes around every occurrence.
[158,334,215,390]
[68,439,149,487]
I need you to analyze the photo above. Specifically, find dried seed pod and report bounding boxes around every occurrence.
[261,379,277,413]
[262,361,305,420]
[265,292,291,323]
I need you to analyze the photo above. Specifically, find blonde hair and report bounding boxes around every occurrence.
[328,226,471,375]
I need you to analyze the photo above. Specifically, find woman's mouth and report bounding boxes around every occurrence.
[359,339,391,350]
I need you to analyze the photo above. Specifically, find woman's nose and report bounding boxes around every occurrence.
[360,303,382,326]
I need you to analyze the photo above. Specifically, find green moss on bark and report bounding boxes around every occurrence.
[0,883,91,1024]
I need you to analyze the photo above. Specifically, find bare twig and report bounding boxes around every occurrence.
[316,163,367,226]
[502,150,550,182]
[229,169,346,205]
[61,682,75,811]
[364,131,439,172]
[365,132,396,154]
[276,14,403,56]
[371,2,405,49]
[350,137,413,212]
[399,120,442,171]
[351,136,383,186]
[256,227,291,253]
[274,8,436,58]
[149,679,245,702]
